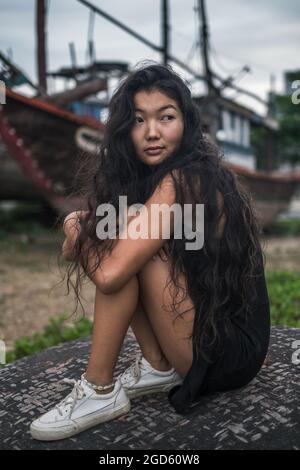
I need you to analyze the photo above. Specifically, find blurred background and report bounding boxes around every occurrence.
[0,0,299,363]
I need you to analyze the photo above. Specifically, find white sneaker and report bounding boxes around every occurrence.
[30,376,130,441]
[117,353,183,399]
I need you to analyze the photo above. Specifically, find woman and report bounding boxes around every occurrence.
[30,62,270,441]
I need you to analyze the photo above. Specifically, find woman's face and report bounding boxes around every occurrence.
[130,89,184,166]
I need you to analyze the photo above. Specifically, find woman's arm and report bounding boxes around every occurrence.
[61,173,177,294]
[92,173,177,295]
[61,210,110,291]
[61,211,88,261]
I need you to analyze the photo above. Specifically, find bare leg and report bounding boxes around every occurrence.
[85,275,171,394]
[85,250,194,390]
[130,297,172,371]
[137,254,194,378]
[85,275,139,392]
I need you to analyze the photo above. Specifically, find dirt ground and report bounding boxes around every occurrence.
[0,230,96,350]
[0,230,299,350]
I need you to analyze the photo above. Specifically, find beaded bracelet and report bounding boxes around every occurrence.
[81,373,115,391]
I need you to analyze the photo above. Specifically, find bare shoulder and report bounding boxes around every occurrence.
[151,171,177,203]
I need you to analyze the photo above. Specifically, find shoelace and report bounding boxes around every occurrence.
[121,354,144,384]
[55,378,86,417]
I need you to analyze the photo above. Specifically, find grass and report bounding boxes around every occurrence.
[1,270,299,367]
[265,218,300,237]
[0,204,299,366]
[265,271,300,328]
[2,313,93,366]
[0,202,64,271]
[0,201,60,237]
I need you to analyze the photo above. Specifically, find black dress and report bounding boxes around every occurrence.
[168,248,271,415]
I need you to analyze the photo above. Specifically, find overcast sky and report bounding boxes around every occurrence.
[0,0,299,115]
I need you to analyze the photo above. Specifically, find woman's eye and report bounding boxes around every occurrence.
[134,116,143,123]
[134,115,174,124]
[161,115,175,121]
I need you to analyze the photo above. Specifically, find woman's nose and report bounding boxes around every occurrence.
[146,121,160,139]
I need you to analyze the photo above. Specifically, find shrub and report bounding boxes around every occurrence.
[4,313,92,365]
[266,271,300,328]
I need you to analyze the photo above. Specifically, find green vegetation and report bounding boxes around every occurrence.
[251,82,300,169]
[0,203,299,367]
[1,270,299,367]
[265,218,300,237]
[275,92,300,167]
[0,201,60,240]
[3,313,93,366]
[266,271,300,328]
[0,202,64,270]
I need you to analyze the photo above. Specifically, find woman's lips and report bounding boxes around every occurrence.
[145,148,164,155]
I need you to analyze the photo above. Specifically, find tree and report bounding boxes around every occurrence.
[274,93,300,167]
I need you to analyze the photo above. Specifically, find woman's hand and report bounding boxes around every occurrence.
[63,210,88,236]
[62,210,89,261]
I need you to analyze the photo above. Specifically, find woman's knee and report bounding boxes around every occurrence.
[150,246,170,263]
[138,247,190,309]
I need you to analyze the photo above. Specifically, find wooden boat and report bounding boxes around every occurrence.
[0,87,300,227]
[228,163,300,228]
[0,87,104,215]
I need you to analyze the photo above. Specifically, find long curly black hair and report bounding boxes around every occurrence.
[61,61,265,363]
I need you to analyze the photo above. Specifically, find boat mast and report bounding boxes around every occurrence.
[198,0,214,95]
[76,0,267,107]
[76,0,205,82]
[161,0,169,65]
[197,0,218,140]
[36,0,47,95]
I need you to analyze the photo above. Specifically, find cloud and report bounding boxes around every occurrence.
[0,0,298,113]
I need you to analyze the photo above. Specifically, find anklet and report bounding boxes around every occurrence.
[82,373,115,391]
